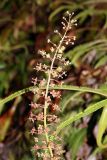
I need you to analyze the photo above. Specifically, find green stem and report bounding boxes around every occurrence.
[0,85,107,106]
[50,85,107,97]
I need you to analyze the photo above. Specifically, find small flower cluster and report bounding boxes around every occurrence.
[29,11,77,159]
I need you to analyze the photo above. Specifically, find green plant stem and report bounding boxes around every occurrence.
[0,85,107,106]
[50,85,107,96]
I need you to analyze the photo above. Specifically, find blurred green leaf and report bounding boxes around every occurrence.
[97,106,107,149]
[69,128,87,160]
[56,99,107,134]
[60,91,83,111]
[0,97,21,141]
[66,39,107,66]
[95,55,107,68]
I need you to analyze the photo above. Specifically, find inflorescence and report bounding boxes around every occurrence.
[29,11,77,160]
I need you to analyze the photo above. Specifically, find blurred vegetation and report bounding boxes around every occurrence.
[0,0,107,159]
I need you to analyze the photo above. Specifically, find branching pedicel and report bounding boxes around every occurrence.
[29,11,77,159]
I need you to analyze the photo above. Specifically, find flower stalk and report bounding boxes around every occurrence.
[44,23,72,158]
[29,11,77,159]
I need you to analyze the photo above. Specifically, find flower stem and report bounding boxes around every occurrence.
[43,26,69,158]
